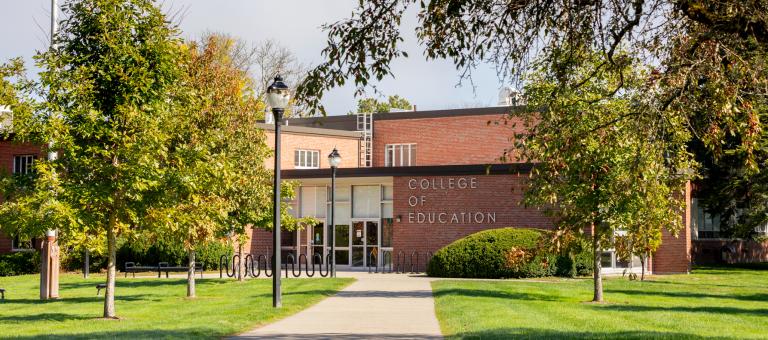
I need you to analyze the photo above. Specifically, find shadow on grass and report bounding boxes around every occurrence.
[0,312,92,322]
[6,329,217,339]
[433,288,565,301]
[596,304,768,316]
[4,295,151,305]
[608,288,768,302]
[447,327,734,339]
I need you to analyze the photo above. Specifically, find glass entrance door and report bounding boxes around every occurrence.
[334,224,350,266]
[310,223,324,261]
[351,220,378,268]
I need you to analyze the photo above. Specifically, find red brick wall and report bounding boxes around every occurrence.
[0,140,43,254]
[264,131,359,170]
[692,239,768,264]
[392,174,554,271]
[0,231,11,253]
[373,114,526,167]
[651,181,692,274]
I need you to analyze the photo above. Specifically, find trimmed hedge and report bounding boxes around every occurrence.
[116,240,233,271]
[427,228,558,278]
[0,251,39,277]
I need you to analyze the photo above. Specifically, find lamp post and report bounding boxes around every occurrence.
[266,75,290,308]
[328,148,342,277]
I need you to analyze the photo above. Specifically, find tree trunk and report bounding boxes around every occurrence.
[187,250,196,298]
[592,231,603,302]
[84,249,90,279]
[103,213,117,318]
[640,253,647,281]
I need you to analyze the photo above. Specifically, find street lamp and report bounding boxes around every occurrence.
[328,148,342,278]
[266,75,290,308]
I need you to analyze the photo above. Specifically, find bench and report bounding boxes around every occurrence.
[0,288,5,300]
[124,262,162,278]
[96,283,106,296]
[158,262,204,278]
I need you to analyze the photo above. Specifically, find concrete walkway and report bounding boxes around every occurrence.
[233,271,443,339]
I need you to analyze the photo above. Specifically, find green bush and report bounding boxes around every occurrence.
[0,251,40,276]
[116,239,233,271]
[554,236,594,278]
[427,228,557,279]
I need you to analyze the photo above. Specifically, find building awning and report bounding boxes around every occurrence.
[282,163,534,179]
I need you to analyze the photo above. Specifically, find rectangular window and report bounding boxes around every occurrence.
[11,235,33,251]
[13,155,36,175]
[384,144,416,167]
[294,149,320,169]
[691,199,721,239]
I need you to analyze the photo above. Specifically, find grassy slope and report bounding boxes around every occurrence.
[432,267,768,339]
[0,274,352,339]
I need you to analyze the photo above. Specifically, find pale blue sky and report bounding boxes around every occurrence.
[0,0,507,115]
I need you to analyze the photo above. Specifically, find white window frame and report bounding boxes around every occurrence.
[11,235,34,252]
[294,149,320,169]
[13,154,36,175]
[384,143,416,167]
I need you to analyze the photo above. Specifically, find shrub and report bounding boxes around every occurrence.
[554,236,594,278]
[0,251,40,276]
[427,228,557,278]
[116,239,233,271]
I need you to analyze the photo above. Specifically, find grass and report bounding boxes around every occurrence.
[0,273,353,339]
[432,266,768,339]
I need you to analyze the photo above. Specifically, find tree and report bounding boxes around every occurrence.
[295,0,768,172]
[198,33,309,117]
[5,0,185,318]
[516,48,691,301]
[352,95,412,114]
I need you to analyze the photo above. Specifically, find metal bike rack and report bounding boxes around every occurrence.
[383,250,393,273]
[368,250,378,274]
[313,253,330,277]
[299,254,314,277]
[410,251,419,273]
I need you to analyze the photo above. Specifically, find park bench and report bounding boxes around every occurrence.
[124,262,163,278]
[158,262,204,278]
[96,283,106,296]
[0,288,5,300]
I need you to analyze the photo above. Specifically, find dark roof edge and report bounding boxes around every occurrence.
[282,163,533,179]
[373,105,523,121]
[256,123,362,138]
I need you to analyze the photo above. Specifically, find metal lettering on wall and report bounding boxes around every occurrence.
[406,177,497,225]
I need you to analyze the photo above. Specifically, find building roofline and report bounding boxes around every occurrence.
[372,105,522,121]
[282,163,534,179]
[256,122,362,138]
[281,105,525,131]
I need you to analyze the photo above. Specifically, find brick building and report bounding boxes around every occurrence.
[3,104,743,274]
[251,106,694,274]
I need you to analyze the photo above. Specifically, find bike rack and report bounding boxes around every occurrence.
[258,254,272,277]
[410,251,419,273]
[299,254,314,277]
[313,253,330,277]
[368,250,378,274]
[383,251,393,273]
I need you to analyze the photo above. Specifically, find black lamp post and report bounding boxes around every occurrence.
[328,148,342,277]
[266,75,290,308]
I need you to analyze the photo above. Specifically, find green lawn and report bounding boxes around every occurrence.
[432,267,768,339]
[0,274,353,339]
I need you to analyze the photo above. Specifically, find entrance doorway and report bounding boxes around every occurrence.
[351,220,378,268]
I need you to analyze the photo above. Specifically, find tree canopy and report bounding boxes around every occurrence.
[352,95,412,114]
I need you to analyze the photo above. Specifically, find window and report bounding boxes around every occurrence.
[294,149,320,169]
[384,144,416,167]
[11,235,34,251]
[13,155,36,175]
[691,199,721,239]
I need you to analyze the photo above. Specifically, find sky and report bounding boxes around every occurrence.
[0,0,509,115]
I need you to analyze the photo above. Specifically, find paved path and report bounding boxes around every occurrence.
[233,271,443,339]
